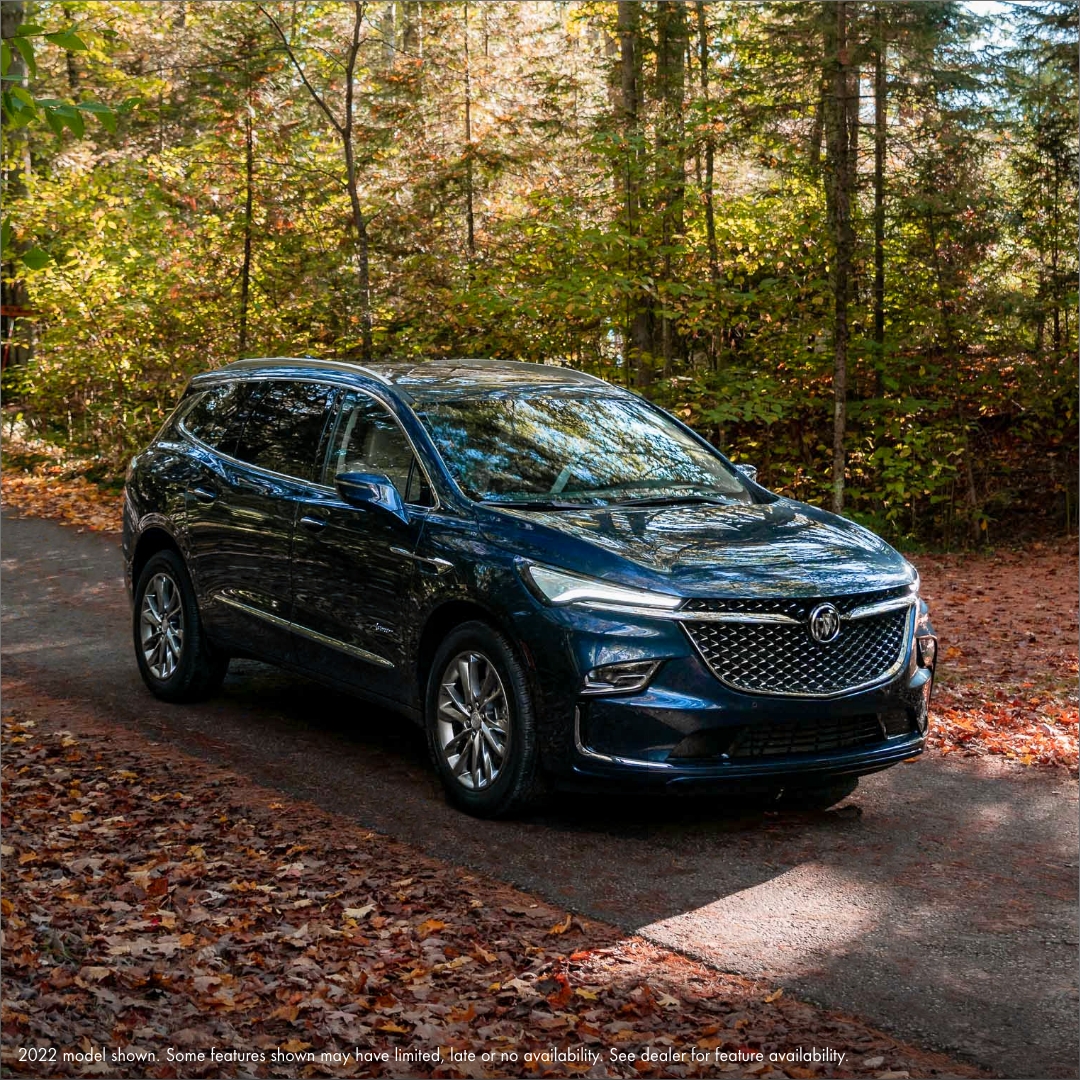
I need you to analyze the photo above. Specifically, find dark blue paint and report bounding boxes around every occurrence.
[124,358,936,794]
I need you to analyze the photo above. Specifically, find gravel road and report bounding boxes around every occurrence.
[3,510,1076,1078]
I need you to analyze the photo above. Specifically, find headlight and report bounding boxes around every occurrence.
[521,563,681,612]
[905,565,921,594]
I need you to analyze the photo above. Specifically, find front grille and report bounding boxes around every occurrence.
[683,590,911,696]
[727,714,885,758]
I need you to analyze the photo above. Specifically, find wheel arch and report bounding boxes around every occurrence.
[415,599,532,691]
[131,525,184,591]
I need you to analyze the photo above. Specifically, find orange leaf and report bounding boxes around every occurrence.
[417,918,446,938]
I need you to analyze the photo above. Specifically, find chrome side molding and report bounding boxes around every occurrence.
[215,593,394,669]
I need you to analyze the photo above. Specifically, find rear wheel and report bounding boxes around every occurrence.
[425,621,541,818]
[133,549,228,702]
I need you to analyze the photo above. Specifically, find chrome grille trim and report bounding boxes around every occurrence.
[682,601,913,698]
[844,595,916,620]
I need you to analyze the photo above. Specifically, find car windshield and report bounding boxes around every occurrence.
[416,392,751,505]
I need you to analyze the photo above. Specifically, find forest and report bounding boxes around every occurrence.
[2,0,1077,548]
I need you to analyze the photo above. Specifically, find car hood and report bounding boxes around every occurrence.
[479,498,912,598]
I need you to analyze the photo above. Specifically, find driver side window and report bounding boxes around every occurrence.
[324,391,434,507]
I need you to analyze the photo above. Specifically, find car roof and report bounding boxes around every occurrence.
[204,357,617,404]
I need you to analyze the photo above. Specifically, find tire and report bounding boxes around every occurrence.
[133,548,228,703]
[777,777,859,810]
[424,620,542,818]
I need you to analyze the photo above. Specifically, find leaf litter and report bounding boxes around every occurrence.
[0,694,985,1080]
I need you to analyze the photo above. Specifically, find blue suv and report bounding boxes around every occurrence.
[123,358,936,817]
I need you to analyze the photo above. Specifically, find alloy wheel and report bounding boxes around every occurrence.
[435,651,510,790]
[139,571,185,680]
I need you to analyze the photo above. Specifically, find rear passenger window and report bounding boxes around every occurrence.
[232,380,337,482]
[180,382,253,454]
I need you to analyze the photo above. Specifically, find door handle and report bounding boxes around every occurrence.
[299,515,328,533]
[189,486,217,504]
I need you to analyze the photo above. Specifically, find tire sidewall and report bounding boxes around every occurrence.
[424,620,538,818]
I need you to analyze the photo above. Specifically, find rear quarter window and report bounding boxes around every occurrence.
[179,382,254,455]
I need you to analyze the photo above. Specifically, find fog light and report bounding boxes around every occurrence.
[581,660,660,696]
[916,635,937,669]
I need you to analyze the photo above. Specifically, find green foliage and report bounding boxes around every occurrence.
[2,0,1076,547]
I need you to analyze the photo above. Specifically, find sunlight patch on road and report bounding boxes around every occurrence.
[637,863,883,979]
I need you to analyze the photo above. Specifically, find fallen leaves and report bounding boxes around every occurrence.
[914,540,1078,775]
[928,691,1078,774]
[1,468,122,533]
[0,701,985,1080]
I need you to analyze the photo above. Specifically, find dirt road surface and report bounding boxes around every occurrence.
[2,511,1076,1078]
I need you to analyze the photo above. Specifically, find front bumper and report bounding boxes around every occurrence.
[567,664,931,792]
[513,591,935,793]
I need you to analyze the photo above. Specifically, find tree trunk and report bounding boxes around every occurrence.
[809,79,826,171]
[400,1,420,56]
[342,2,372,358]
[238,67,255,356]
[822,0,856,515]
[379,1,395,67]
[260,0,373,357]
[872,4,886,395]
[62,5,80,89]
[695,2,721,369]
[463,1,475,268]
[656,0,687,377]
[617,0,651,387]
[1,0,33,368]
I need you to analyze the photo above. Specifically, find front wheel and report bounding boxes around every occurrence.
[133,549,228,703]
[425,621,542,818]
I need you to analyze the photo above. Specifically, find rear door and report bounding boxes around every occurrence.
[185,378,338,661]
[290,388,436,702]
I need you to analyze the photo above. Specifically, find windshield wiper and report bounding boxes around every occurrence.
[608,494,731,508]
[480,498,595,511]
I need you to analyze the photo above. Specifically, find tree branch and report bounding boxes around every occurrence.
[257,3,344,137]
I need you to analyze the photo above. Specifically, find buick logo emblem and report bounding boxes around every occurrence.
[808,603,842,644]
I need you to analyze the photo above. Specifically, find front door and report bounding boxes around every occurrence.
[290,389,436,703]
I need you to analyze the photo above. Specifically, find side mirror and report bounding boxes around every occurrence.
[334,471,408,522]
[734,462,759,484]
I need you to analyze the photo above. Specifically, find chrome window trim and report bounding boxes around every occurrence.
[178,375,440,510]
[680,606,915,700]
[215,593,395,669]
